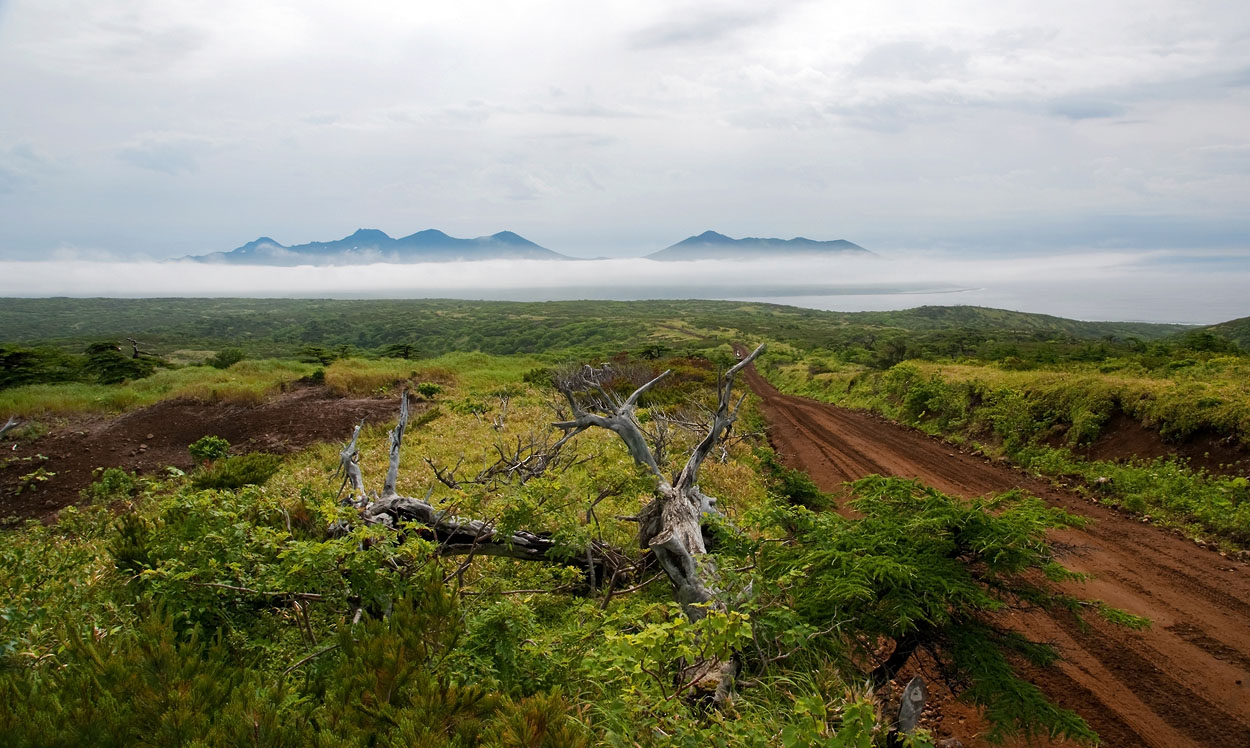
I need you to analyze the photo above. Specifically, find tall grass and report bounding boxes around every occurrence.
[763,352,1250,548]
[323,352,551,396]
[0,359,315,418]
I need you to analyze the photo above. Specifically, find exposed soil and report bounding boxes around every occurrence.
[742,360,1250,748]
[0,384,401,523]
[1078,412,1249,476]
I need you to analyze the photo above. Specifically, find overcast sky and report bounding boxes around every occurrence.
[2,0,1249,260]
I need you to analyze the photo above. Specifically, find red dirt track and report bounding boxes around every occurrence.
[742,362,1250,748]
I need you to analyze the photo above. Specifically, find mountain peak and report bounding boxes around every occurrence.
[489,230,538,246]
[194,228,566,265]
[648,232,871,261]
[345,228,392,242]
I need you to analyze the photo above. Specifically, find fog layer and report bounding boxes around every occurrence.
[2,251,1247,324]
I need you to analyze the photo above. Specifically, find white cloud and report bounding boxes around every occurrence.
[0,1,1247,260]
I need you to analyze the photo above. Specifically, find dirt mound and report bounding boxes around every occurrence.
[1081,412,1249,475]
[1,384,402,522]
[742,362,1250,748]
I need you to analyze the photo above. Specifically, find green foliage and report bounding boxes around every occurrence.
[299,344,339,365]
[0,344,1141,746]
[190,452,282,491]
[751,476,1099,743]
[379,342,419,360]
[206,347,246,369]
[84,341,158,385]
[1017,446,1250,545]
[588,603,752,703]
[83,467,140,504]
[0,358,315,419]
[758,449,831,510]
[0,344,83,390]
[415,381,443,399]
[188,435,231,464]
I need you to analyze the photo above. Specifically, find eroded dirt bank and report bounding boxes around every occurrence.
[743,362,1250,748]
[0,385,399,522]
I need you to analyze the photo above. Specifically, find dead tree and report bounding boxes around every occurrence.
[336,392,616,575]
[554,345,763,616]
[125,338,160,359]
[552,344,766,704]
[335,344,765,706]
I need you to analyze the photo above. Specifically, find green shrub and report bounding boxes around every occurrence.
[414,381,442,399]
[759,449,831,510]
[206,348,246,369]
[191,452,281,490]
[188,435,230,464]
[83,467,139,503]
[84,342,157,385]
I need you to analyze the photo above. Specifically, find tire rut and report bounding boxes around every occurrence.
[741,360,1250,748]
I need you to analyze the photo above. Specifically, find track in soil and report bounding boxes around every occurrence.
[742,362,1250,748]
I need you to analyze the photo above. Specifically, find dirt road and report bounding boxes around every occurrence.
[742,363,1250,747]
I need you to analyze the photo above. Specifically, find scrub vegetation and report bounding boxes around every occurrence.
[1,297,1244,745]
[761,326,1250,548]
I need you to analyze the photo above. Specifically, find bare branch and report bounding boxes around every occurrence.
[424,455,464,490]
[675,344,765,492]
[363,494,611,572]
[0,415,21,439]
[125,337,160,359]
[383,391,410,498]
[192,581,325,602]
[283,644,339,676]
[335,418,367,505]
[623,368,672,407]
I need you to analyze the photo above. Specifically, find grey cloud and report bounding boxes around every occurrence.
[1047,97,1129,120]
[538,102,645,119]
[1190,144,1250,173]
[1042,64,1250,121]
[116,134,214,175]
[0,144,53,194]
[629,6,780,49]
[853,41,970,81]
[95,19,206,72]
[301,113,341,126]
[525,132,619,148]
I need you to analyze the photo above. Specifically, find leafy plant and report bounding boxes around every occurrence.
[188,435,230,464]
[191,452,281,490]
[414,381,442,399]
[206,348,246,369]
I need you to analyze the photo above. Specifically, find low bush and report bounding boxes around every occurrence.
[188,435,230,464]
[191,452,282,490]
[206,348,246,369]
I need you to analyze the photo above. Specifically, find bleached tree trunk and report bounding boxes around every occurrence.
[338,344,765,706]
[554,344,766,705]
[554,345,763,619]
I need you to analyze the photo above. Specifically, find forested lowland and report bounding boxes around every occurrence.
[1,298,1246,746]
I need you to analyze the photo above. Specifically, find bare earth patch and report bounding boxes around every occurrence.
[1,384,400,522]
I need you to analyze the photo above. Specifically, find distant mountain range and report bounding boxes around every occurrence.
[647,230,872,261]
[188,229,872,265]
[190,229,566,265]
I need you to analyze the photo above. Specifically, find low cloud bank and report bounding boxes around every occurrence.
[1,251,1246,324]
